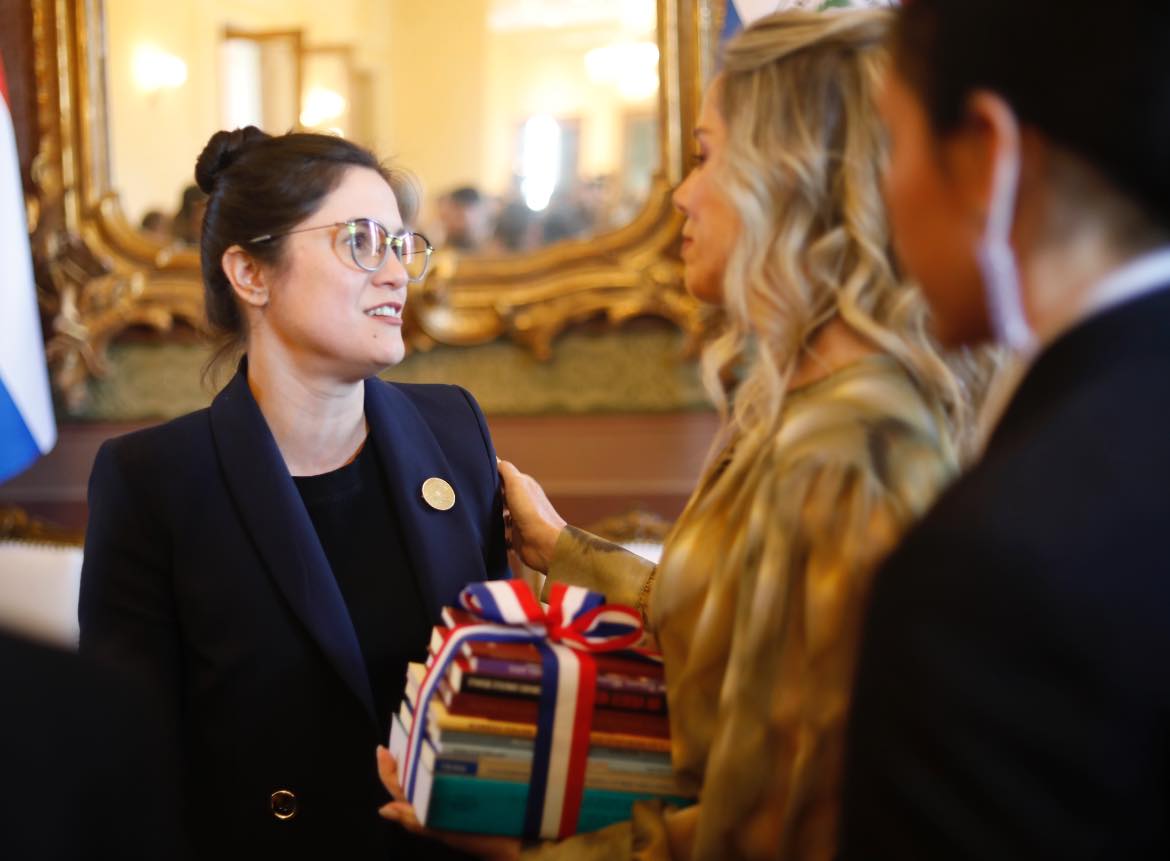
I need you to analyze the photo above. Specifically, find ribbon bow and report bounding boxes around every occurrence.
[400,579,644,839]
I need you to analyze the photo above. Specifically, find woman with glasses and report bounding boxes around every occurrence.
[79,126,506,859]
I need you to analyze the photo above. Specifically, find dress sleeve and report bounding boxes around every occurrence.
[541,526,656,620]
[677,460,896,860]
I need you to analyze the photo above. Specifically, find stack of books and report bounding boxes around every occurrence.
[389,607,692,837]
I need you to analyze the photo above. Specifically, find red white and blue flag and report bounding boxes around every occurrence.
[401,580,644,840]
[0,52,55,483]
[722,0,899,42]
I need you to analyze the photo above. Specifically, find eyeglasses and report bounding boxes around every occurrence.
[249,218,433,282]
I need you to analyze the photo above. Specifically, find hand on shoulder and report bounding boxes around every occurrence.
[496,459,567,574]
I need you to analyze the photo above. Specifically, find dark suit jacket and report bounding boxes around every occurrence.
[79,368,508,858]
[840,287,1170,859]
[0,628,187,860]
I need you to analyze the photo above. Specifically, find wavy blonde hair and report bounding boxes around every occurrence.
[702,9,984,456]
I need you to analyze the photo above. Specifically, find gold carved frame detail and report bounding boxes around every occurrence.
[27,0,714,409]
[0,505,84,547]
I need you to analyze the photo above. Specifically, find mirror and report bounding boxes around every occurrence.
[28,0,713,408]
[106,0,661,256]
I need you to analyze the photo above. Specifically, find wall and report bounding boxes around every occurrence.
[383,0,490,197]
[69,324,706,420]
[106,0,399,219]
[480,24,655,196]
[1,406,719,534]
[105,0,657,220]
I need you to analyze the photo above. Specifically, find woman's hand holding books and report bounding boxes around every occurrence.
[377,745,523,861]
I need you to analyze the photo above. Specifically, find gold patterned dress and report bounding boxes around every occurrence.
[522,356,957,861]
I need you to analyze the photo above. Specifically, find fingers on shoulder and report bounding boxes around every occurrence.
[497,458,530,488]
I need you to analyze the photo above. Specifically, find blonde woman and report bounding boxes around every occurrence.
[381,8,981,860]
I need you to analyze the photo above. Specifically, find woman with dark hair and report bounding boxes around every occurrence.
[79,127,507,857]
[841,2,1170,858]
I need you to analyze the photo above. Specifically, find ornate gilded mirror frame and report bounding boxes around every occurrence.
[27,0,716,409]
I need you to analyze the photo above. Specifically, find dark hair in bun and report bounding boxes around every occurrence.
[194,127,417,376]
[194,126,270,195]
[893,0,1170,234]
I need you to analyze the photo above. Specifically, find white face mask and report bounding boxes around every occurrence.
[975,140,1034,351]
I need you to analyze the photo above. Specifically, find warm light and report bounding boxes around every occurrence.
[618,69,660,102]
[489,0,656,33]
[133,45,187,93]
[520,114,561,212]
[300,87,347,127]
[584,42,659,101]
[620,0,658,34]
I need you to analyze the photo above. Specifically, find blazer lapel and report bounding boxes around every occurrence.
[209,367,377,725]
[364,380,486,622]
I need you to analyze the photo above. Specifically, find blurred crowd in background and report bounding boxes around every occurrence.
[141,173,649,257]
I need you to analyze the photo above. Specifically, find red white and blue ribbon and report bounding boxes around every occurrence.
[402,579,643,839]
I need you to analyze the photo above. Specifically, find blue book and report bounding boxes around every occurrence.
[435,730,673,771]
[425,772,693,836]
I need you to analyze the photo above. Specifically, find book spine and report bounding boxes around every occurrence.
[424,773,693,837]
[405,663,674,753]
[459,672,667,715]
[422,660,655,719]
[434,755,682,795]
[460,640,664,681]
[464,655,666,695]
[445,691,669,738]
[435,740,673,774]
[430,711,672,754]
[432,730,673,769]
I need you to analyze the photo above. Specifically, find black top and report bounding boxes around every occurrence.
[294,438,430,734]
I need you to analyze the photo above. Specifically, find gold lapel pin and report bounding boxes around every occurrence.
[421,477,456,511]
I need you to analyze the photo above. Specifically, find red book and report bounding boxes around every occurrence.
[407,664,673,734]
[439,689,669,738]
[457,653,666,695]
[448,661,667,716]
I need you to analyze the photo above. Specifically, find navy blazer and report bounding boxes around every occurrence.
[840,287,1170,859]
[79,368,507,858]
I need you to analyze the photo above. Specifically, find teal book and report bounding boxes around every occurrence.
[425,772,693,836]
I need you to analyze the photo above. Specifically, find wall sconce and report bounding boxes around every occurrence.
[132,45,188,94]
[300,87,347,129]
[584,42,659,102]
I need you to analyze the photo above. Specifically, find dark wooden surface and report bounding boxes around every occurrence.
[0,0,39,188]
[0,411,719,533]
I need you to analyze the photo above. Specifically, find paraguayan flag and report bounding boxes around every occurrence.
[0,52,56,483]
